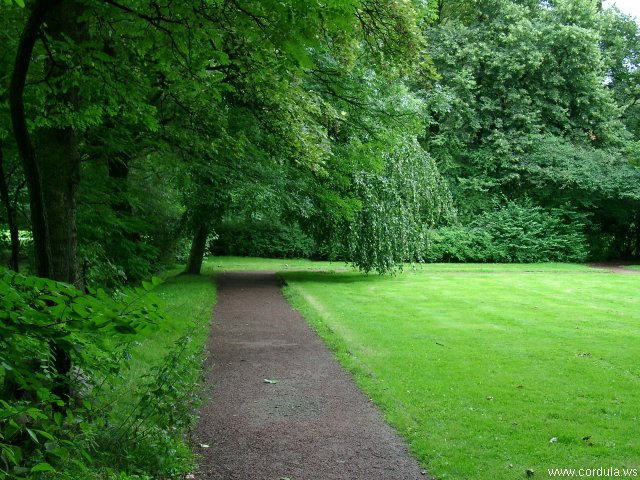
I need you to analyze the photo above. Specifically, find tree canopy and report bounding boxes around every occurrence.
[1,0,639,282]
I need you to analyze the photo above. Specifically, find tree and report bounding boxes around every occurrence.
[347,138,453,273]
[422,0,640,259]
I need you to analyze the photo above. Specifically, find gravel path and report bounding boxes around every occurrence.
[194,271,426,480]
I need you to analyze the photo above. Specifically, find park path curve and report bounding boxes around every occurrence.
[194,271,426,480]
[588,263,640,274]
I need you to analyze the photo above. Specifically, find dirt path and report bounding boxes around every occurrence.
[194,271,425,480]
[588,263,640,274]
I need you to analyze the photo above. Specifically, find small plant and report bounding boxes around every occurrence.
[99,330,204,477]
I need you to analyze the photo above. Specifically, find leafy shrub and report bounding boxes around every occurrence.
[0,269,198,479]
[211,220,315,258]
[426,201,589,263]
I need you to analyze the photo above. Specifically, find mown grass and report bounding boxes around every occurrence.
[200,255,344,273]
[281,264,640,480]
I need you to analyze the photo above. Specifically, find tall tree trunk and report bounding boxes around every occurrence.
[9,0,84,285]
[0,141,21,272]
[9,0,62,279]
[36,126,81,285]
[10,0,85,403]
[37,2,86,287]
[185,221,210,275]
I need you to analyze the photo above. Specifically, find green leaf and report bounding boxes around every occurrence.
[47,447,69,459]
[31,463,56,473]
[35,429,55,441]
[25,428,39,444]
[114,323,138,334]
[80,448,92,462]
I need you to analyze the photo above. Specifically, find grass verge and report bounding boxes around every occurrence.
[93,271,216,478]
[282,264,640,480]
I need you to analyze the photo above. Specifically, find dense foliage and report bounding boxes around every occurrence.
[426,200,589,263]
[424,0,640,260]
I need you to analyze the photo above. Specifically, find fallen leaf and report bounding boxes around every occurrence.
[264,379,280,384]
[199,444,210,448]
[549,437,558,444]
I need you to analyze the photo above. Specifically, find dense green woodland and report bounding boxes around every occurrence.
[1,0,640,477]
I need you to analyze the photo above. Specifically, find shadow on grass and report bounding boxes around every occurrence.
[279,270,385,285]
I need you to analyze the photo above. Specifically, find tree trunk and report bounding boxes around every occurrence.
[9,0,62,279]
[10,0,85,403]
[0,141,21,272]
[38,2,86,287]
[36,126,81,285]
[185,221,210,275]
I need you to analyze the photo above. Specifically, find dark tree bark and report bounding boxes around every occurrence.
[108,157,132,211]
[37,2,86,287]
[0,141,21,271]
[10,0,85,287]
[10,0,85,403]
[36,126,82,285]
[185,221,210,275]
[9,0,62,280]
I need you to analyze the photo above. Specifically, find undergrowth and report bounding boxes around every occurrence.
[0,268,215,479]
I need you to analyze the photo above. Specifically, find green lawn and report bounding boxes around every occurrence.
[200,255,345,273]
[281,264,640,480]
[106,272,216,414]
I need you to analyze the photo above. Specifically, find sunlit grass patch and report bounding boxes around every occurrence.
[201,255,345,272]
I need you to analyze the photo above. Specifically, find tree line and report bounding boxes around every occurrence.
[2,0,639,286]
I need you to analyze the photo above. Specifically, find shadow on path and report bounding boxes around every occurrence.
[194,271,425,480]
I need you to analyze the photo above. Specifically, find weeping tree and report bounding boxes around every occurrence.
[347,138,453,274]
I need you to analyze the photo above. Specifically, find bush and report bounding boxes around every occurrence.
[425,201,589,263]
[0,269,199,479]
[211,220,315,258]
